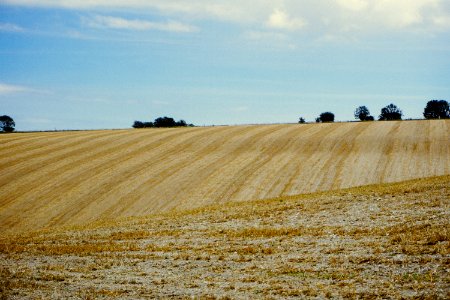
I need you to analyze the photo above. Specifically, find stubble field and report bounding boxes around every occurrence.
[0,120,449,298]
[1,176,449,298]
[0,120,449,233]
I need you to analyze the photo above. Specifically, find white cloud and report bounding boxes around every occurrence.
[0,22,24,32]
[372,0,435,28]
[2,0,450,36]
[0,0,266,23]
[267,9,306,31]
[83,15,197,32]
[0,83,50,96]
[0,83,31,95]
[433,15,450,28]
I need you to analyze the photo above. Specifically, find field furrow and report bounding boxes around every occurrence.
[0,120,448,233]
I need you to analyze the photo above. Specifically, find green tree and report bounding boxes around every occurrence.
[317,112,335,123]
[423,100,450,119]
[133,116,191,129]
[176,119,187,127]
[132,121,145,128]
[354,106,372,121]
[154,116,176,127]
[0,115,15,133]
[379,104,403,121]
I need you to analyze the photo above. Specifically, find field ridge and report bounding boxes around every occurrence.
[0,120,449,232]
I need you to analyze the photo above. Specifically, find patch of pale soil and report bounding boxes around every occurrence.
[1,176,449,299]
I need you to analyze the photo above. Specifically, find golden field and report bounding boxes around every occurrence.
[0,175,449,298]
[0,120,449,298]
[1,120,449,233]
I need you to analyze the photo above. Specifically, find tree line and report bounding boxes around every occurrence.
[1,100,449,133]
[300,100,449,123]
[132,116,194,129]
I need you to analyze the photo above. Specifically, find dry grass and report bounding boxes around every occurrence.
[0,175,448,299]
[0,121,448,298]
[224,226,325,238]
[1,120,449,233]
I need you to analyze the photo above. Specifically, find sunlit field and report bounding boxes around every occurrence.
[1,176,448,298]
[0,120,449,298]
[1,120,448,233]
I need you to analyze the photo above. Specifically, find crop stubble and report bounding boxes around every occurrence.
[0,120,449,233]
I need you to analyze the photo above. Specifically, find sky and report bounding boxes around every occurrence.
[1,0,450,131]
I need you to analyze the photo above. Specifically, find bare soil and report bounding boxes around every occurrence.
[1,176,449,299]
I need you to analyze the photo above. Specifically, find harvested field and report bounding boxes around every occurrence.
[1,176,449,299]
[0,120,449,233]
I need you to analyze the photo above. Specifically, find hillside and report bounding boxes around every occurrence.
[1,176,449,298]
[1,120,449,232]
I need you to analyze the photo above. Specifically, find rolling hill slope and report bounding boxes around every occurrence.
[0,120,449,232]
[1,176,449,298]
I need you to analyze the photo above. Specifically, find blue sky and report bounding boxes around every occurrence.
[1,0,450,131]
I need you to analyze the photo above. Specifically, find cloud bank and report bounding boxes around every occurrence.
[2,0,450,32]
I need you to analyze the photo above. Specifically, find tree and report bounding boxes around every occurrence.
[132,121,145,128]
[154,116,176,128]
[0,115,15,133]
[132,116,191,129]
[423,100,450,119]
[317,112,335,123]
[298,117,306,124]
[133,121,154,128]
[354,106,372,121]
[379,104,403,121]
[176,119,187,127]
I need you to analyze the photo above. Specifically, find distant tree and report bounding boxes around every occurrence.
[0,115,15,133]
[315,117,321,123]
[133,121,154,128]
[317,112,335,123]
[133,116,191,129]
[423,100,450,119]
[298,117,306,124]
[132,121,145,128]
[379,104,403,121]
[365,116,374,121]
[176,119,187,127]
[354,106,372,121]
[154,116,176,128]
